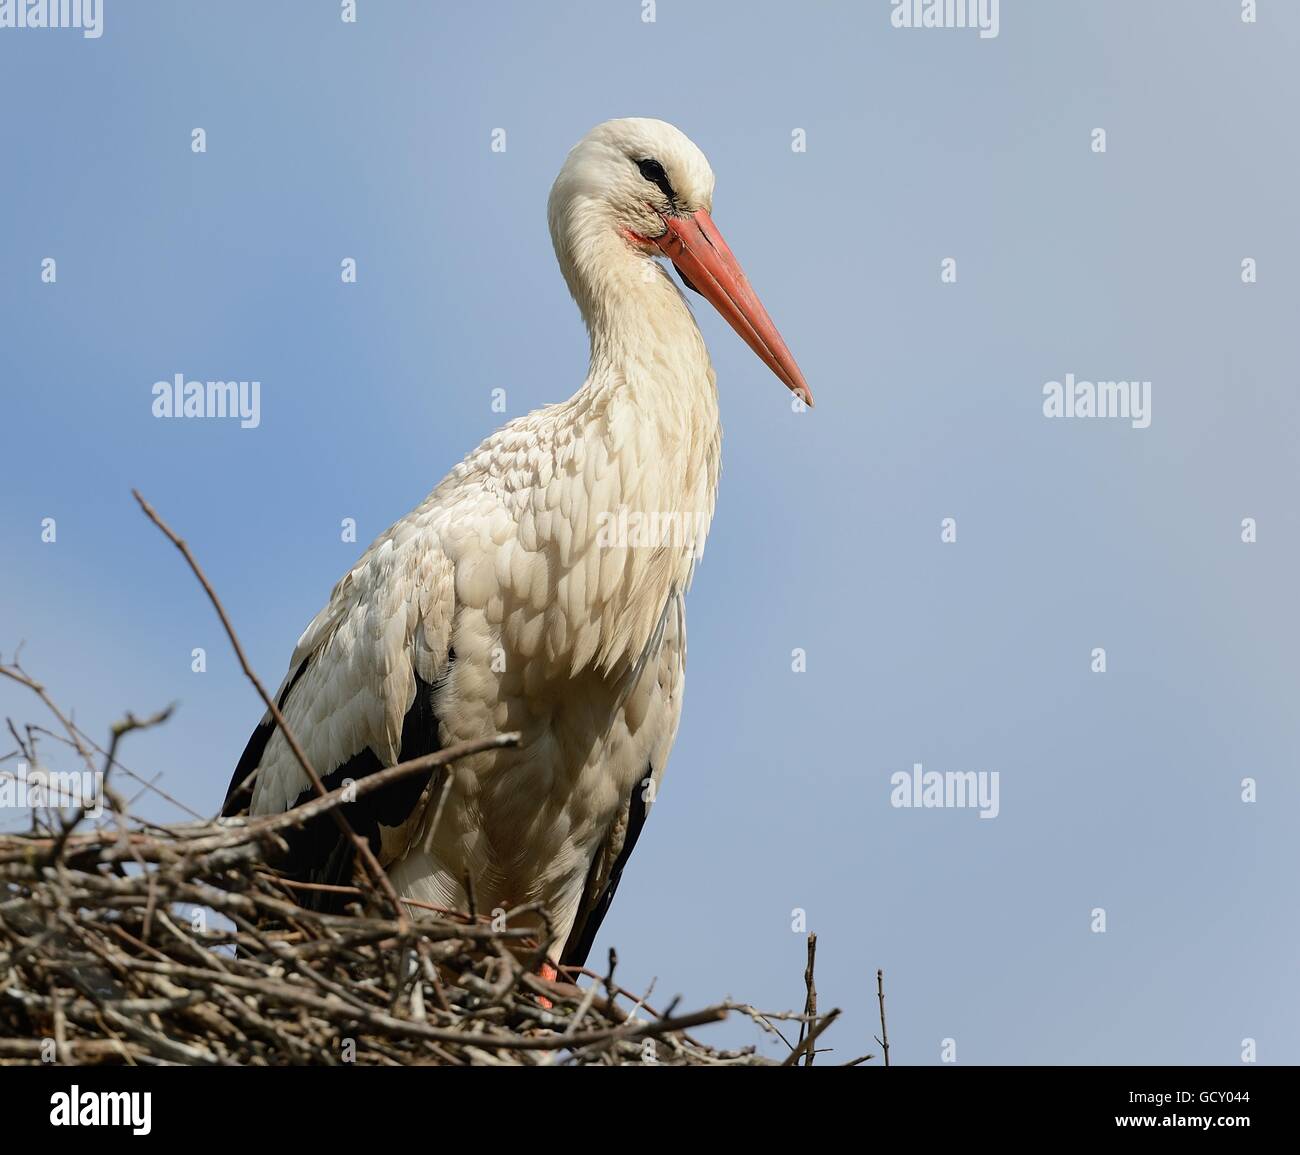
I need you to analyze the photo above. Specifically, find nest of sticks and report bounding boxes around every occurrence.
[0,684,843,1070]
[0,796,822,1066]
[0,493,848,1067]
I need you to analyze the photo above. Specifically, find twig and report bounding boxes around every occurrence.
[131,489,406,924]
[799,932,818,1066]
[781,1008,841,1067]
[875,968,891,1067]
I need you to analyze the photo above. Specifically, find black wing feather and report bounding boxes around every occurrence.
[223,657,450,911]
[221,657,310,817]
[560,765,652,969]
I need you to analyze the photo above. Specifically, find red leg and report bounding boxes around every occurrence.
[537,960,558,1010]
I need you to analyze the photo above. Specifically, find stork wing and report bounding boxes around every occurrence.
[560,592,684,968]
[222,516,456,905]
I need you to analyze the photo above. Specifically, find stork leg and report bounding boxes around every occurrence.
[536,960,559,1010]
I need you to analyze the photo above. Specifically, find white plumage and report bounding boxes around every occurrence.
[224,118,810,972]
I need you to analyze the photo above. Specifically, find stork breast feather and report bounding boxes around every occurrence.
[519,508,539,553]
[598,543,626,604]
[453,543,495,608]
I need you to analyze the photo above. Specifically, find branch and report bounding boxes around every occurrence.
[132,489,407,923]
[875,967,891,1067]
[799,931,818,1066]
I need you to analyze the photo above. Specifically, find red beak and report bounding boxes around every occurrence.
[653,210,813,408]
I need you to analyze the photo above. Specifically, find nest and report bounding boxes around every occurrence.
[0,790,830,1066]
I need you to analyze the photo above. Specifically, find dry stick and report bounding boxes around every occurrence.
[13,735,517,869]
[0,1038,132,1061]
[0,664,99,776]
[75,956,725,1052]
[875,968,891,1067]
[800,932,818,1066]
[48,979,67,1062]
[557,961,770,1054]
[416,936,452,1015]
[23,720,206,822]
[53,705,174,863]
[131,489,407,925]
[781,1008,841,1067]
[260,875,495,928]
[244,735,519,841]
[0,663,153,877]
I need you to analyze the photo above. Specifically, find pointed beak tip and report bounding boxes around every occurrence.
[657,210,813,415]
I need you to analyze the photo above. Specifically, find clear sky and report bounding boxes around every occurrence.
[1,1,1296,1064]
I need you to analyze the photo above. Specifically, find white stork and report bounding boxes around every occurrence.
[223,118,811,986]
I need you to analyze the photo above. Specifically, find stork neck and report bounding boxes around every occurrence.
[533,224,722,672]
[565,233,716,414]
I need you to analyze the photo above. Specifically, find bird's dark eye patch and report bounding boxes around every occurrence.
[636,157,676,204]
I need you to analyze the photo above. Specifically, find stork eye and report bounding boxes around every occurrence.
[636,157,676,203]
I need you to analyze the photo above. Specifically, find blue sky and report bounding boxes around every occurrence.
[1,1,1296,1064]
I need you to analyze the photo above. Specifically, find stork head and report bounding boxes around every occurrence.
[548,118,812,407]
